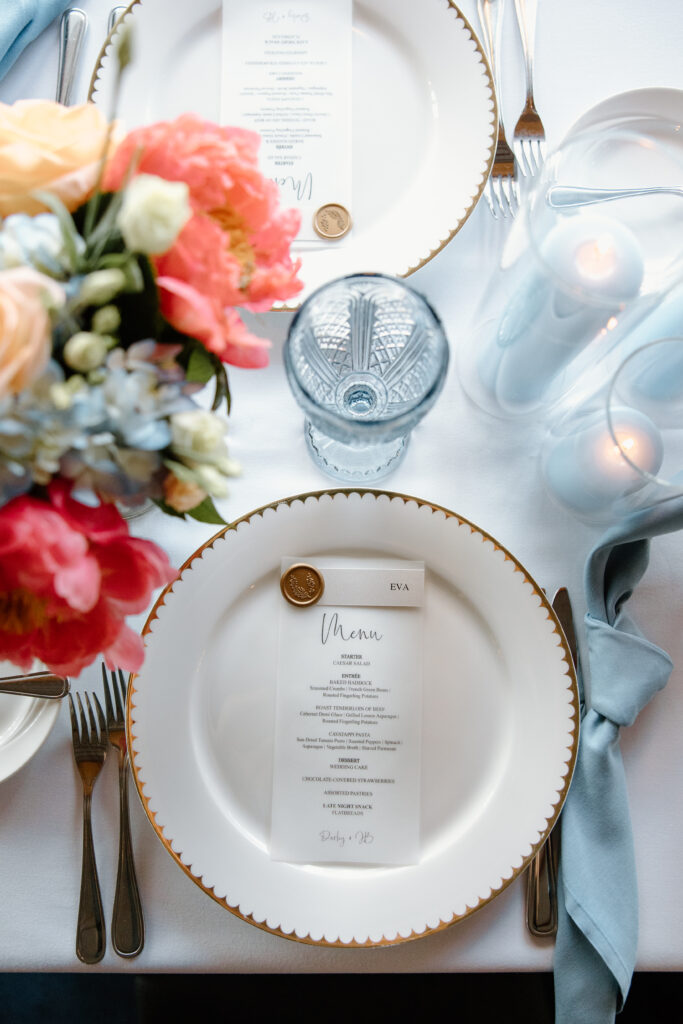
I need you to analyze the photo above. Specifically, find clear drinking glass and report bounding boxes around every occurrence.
[458,113,683,419]
[541,336,683,523]
[284,274,449,482]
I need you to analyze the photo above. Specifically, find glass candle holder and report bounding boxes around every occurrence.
[459,112,683,419]
[541,337,683,523]
[284,274,449,482]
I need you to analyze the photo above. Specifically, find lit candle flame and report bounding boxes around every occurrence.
[574,235,618,281]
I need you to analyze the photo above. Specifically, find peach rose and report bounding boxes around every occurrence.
[0,267,65,399]
[0,100,117,216]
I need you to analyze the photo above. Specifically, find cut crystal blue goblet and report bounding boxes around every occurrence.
[284,274,449,482]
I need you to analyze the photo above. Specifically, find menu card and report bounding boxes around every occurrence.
[270,558,424,865]
[221,0,352,244]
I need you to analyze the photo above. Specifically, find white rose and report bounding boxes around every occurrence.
[171,410,227,460]
[118,174,191,255]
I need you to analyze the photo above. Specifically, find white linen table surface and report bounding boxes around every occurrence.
[1,0,683,974]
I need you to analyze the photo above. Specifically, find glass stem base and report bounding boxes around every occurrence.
[305,421,409,482]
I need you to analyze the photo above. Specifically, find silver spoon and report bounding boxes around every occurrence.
[547,183,683,209]
[56,8,88,106]
[0,672,70,700]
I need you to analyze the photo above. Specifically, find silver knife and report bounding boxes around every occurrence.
[56,8,88,106]
[0,671,70,700]
[526,587,577,937]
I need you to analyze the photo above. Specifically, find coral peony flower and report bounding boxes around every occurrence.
[0,481,177,676]
[104,114,303,365]
[0,267,65,399]
[157,276,270,368]
[0,100,117,216]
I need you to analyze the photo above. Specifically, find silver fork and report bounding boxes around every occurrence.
[511,0,546,176]
[68,692,108,964]
[108,6,127,34]
[102,666,144,958]
[477,0,520,218]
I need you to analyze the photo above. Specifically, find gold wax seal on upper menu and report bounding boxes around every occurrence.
[280,563,325,607]
[313,203,352,240]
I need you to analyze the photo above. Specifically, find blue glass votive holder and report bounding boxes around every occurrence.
[541,336,683,523]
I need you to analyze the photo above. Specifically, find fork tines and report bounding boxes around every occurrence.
[69,691,108,757]
[513,102,546,177]
[486,131,520,219]
[101,665,126,728]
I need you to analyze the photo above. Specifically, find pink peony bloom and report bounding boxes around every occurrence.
[104,115,304,365]
[0,481,177,677]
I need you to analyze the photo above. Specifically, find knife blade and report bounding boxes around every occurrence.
[526,587,579,938]
[553,586,578,674]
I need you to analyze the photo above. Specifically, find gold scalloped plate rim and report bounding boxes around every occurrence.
[127,488,579,948]
[88,0,497,313]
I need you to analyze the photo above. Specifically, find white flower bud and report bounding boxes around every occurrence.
[91,304,121,335]
[63,331,109,372]
[194,464,230,498]
[171,410,227,459]
[118,174,191,255]
[78,268,127,307]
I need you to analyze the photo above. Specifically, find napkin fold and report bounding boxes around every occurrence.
[554,496,683,1023]
[0,0,71,82]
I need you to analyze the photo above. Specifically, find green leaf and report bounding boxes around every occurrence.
[185,345,216,386]
[84,191,126,263]
[152,497,187,520]
[186,496,226,525]
[211,357,231,413]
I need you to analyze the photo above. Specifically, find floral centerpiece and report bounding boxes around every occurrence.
[0,68,302,676]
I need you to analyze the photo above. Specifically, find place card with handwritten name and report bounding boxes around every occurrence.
[221,0,352,245]
[270,557,424,865]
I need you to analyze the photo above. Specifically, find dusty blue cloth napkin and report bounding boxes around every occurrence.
[554,496,683,1022]
[0,0,71,82]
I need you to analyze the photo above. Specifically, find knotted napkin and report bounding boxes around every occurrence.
[554,496,683,1022]
[0,1,71,81]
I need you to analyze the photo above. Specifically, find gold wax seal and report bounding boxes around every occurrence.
[280,563,325,607]
[313,203,352,240]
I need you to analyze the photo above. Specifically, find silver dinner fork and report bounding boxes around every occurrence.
[108,6,127,35]
[511,0,546,177]
[477,0,520,218]
[69,692,108,964]
[102,666,144,958]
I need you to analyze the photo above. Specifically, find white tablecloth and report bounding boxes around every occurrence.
[1,0,683,974]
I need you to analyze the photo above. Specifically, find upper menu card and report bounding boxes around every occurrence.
[221,0,352,244]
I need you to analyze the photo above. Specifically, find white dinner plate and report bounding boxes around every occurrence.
[563,87,683,141]
[0,663,60,783]
[89,0,496,306]
[128,490,578,946]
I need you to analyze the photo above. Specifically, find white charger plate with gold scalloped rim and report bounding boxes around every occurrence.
[89,0,496,307]
[128,490,578,946]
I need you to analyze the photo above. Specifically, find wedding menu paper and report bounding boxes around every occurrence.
[220,0,352,244]
[271,558,424,865]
